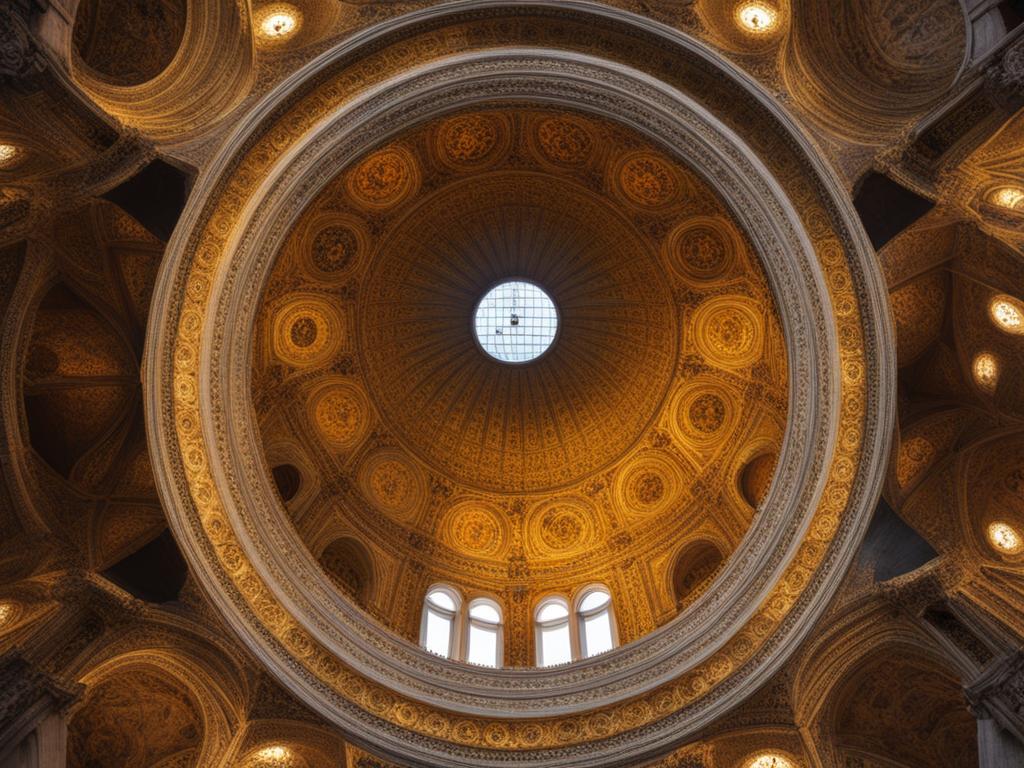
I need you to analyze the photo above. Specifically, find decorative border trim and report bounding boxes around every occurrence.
[144,3,895,765]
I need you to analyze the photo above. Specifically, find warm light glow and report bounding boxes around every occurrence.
[988,522,1023,554]
[0,601,14,627]
[989,295,1024,335]
[736,3,779,34]
[0,144,23,169]
[256,5,300,40]
[253,746,295,766]
[988,185,1024,211]
[973,352,999,391]
[474,280,558,363]
[746,754,796,768]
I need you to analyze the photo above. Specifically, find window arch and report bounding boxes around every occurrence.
[420,585,461,659]
[534,586,618,666]
[535,596,573,667]
[576,586,617,658]
[465,598,503,667]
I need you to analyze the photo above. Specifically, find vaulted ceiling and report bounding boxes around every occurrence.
[0,1,1023,767]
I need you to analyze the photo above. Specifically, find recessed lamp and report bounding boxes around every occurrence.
[0,143,23,170]
[736,3,779,34]
[972,352,998,392]
[988,521,1022,554]
[989,295,1024,335]
[746,754,796,768]
[988,185,1024,211]
[256,5,300,41]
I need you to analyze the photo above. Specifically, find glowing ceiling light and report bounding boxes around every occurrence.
[990,295,1024,335]
[746,754,796,768]
[988,185,1024,211]
[972,352,998,392]
[0,144,23,169]
[737,3,779,34]
[253,745,295,766]
[988,522,1022,554]
[256,5,300,41]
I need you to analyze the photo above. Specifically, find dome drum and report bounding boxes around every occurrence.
[145,5,894,766]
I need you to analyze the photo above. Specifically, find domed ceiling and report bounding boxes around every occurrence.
[251,107,788,646]
[143,6,894,764]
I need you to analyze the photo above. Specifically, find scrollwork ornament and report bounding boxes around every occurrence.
[144,10,891,766]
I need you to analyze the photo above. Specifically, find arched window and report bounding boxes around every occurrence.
[465,598,503,667]
[421,586,461,659]
[535,597,573,667]
[576,587,617,658]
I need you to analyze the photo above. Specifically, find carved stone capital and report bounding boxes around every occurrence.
[879,554,970,617]
[0,650,81,754]
[966,650,1024,741]
[985,36,1024,113]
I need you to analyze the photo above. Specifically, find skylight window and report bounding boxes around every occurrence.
[474,281,558,363]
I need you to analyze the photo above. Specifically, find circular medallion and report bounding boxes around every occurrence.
[437,113,507,169]
[346,146,419,209]
[615,151,686,209]
[310,380,372,451]
[615,454,688,516]
[271,297,344,368]
[357,451,425,523]
[528,498,598,557]
[535,115,595,166]
[693,297,763,368]
[664,216,742,282]
[444,501,507,558]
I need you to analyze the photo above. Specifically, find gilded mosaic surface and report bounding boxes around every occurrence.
[156,9,875,758]
[251,108,788,649]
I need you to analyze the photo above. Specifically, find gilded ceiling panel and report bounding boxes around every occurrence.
[252,107,788,644]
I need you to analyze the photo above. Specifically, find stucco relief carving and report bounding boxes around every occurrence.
[143,6,892,765]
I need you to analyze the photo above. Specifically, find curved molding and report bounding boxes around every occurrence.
[67,0,255,143]
[214,51,826,711]
[145,3,895,765]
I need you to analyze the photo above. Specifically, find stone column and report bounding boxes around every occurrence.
[977,708,1024,768]
[0,653,79,768]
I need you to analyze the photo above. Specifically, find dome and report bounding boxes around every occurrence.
[252,107,787,648]
[24,0,1024,765]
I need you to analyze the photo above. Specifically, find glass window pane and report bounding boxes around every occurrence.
[424,608,453,657]
[578,590,610,612]
[540,623,572,666]
[467,624,498,667]
[469,602,500,624]
[537,600,569,622]
[582,610,613,657]
[427,589,456,612]
[474,281,558,363]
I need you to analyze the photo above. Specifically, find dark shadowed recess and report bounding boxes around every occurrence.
[272,464,302,503]
[101,528,188,603]
[854,172,934,251]
[103,159,193,242]
[857,498,938,582]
